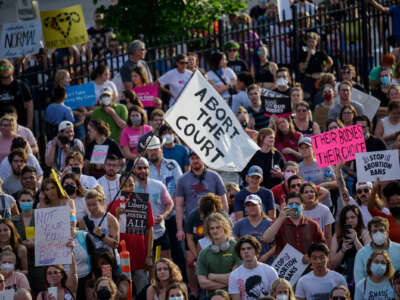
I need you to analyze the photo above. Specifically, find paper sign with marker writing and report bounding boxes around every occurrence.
[262,88,291,117]
[35,206,72,266]
[311,124,366,168]
[356,150,400,182]
[126,192,149,235]
[132,85,158,107]
[272,244,308,285]
[65,83,96,109]
[90,145,109,165]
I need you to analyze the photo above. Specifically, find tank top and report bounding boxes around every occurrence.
[86,213,110,250]
[294,120,314,137]
[381,116,400,147]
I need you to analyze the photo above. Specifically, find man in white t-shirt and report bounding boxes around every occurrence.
[98,155,121,206]
[64,151,99,190]
[296,243,347,300]
[157,54,193,107]
[229,235,278,300]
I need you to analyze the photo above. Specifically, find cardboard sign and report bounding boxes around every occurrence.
[311,124,366,168]
[40,4,88,49]
[272,244,308,285]
[90,145,109,165]
[356,150,400,182]
[132,85,158,107]
[164,70,259,172]
[35,206,72,266]
[0,19,42,59]
[125,192,149,235]
[65,82,96,109]
[262,88,291,117]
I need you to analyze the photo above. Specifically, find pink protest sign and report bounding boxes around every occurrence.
[311,124,366,168]
[132,85,158,107]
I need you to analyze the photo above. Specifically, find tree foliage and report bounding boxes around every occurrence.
[93,0,247,43]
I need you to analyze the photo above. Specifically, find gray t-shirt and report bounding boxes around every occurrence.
[328,101,365,119]
[120,59,153,83]
[176,169,226,218]
[354,278,395,300]
[298,161,335,207]
[3,175,22,196]
[302,203,335,231]
[0,193,15,219]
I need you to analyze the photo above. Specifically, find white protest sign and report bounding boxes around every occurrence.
[0,19,42,59]
[0,289,15,300]
[272,244,309,285]
[277,0,292,21]
[335,84,380,120]
[35,206,72,266]
[90,145,109,165]
[164,70,259,172]
[356,150,400,182]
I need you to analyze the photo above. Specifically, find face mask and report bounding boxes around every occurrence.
[323,93,333,101]
[163,134,174,144]
[371,263,387,277]
[364,132,370,139]
[276,295,289,300]
[284,171,295,181]
[389,206,400,218]
[97,287,112,300]
[131,115,142,126]
[380,76,390,86]
[288,203,301,217]
[0,263,14,273]
[276,77,288,87]
[19,202,33,212]
[372,231,386,246]
[101,96,112,106]
[63,184,76,196]
[170,297,184,300]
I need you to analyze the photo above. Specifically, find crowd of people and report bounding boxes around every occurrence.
[1,0,400,299]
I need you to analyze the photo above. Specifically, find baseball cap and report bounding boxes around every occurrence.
[58,121,73,132]
[146,135,163,150]
[298,137,312,147]
[247,165,263,178]
[189,149,198,157]
[134,157,149,167]
[356,182,373,191]
[245,194,262,205]
[101,87,113,96]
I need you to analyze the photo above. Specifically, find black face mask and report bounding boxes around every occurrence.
[390,206,400,218]
[63,184,76,196]
[97,287,112,300]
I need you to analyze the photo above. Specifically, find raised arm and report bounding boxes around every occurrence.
[368,0,390,13]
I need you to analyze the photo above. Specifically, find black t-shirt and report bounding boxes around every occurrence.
[250,5,267,20]
[87,27,112,56]
[372,87,390,107]
[299,49,330,74]
[85,138,124,162]
[365,135,387,152]
[0,79,32,126]
[255,62,275,83]
[227,59,248,75]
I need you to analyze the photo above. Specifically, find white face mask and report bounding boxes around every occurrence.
[0,263,14,273]
[101,96,112,106]
[163,134,174,144]
[276,295,289,300]
[276,77,288,87]
[372,231,386,246]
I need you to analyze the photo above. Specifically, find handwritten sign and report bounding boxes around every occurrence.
[356,150,400,182]
[0,19,42,59]
[90,145,109,165]
[65,82,96,109]
[262,88,291,117]
[40,4,88,49]
[126,192,149,235]
[35,206,72,266]
[311,124,366,168]
[272,244,308,285]
[132,85,158,107]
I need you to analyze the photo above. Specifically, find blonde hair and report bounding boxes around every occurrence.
[0,114,17,132]
[54,69,70,88]
[270,278,296,300]
[203,212,232,238]
[85,188,105,205]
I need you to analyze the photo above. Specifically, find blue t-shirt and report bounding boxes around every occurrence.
[390,5,400,39]
[163,144,189,173]
[234,187,275,216]
[45,103,74,125]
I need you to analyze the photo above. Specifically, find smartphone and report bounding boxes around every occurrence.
[344,224,352,237]
[71,167,81,174]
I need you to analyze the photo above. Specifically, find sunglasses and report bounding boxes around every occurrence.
[47,271,61,275]
[0,65,11,70]
[332,297,346,300]
[290,184,301,188]
[178,61,188,64]
[357,188,369,194]
[257,50,266,55]
[297,109,307,113]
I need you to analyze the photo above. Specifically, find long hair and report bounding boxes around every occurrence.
[276,117,296,141]
[209,52,225,72]
[166,283,188,300]
[203,212,232,239]
[270,278,296,300]
[256,128,276,153]
[132,66,150,85]
[41,177,64,205]
[151,258,183,295]
[44,264,68,289]
[61,173,85,197]
[336,205,365,243]
[366,250,395,279]
[0,220,21,254]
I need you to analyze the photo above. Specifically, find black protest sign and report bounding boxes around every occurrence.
[262,89,291,117]
[125,192,149,235]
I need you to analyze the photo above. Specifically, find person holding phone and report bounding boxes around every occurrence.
[329,205,370,295]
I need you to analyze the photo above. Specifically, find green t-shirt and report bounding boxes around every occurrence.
[90,104,128,143]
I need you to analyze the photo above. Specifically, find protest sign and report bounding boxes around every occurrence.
[35,206,72,266]
[272,244,308,285]
[164,70,259,172]
[0,289,15,299]
[277,0,292,21]
[132,85,158,107]
[311,124,366,168]
[356,150,400,182]
[262,88,291,117]
[17,0,38,20]
[90,145,109,165]
[126,192,149,235]
[0,19,42,59]
[65,82,96,109]
[40,4,88,49]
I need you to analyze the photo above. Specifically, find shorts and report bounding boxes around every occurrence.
[154,232,171,251]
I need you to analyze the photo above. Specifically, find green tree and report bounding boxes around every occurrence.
[93,0,247,43]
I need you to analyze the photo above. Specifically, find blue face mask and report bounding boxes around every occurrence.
[380,76,390,86]
[170,297,184,300]
[19,202,33,212]
[371,263,386,277]
[288,203,301,217]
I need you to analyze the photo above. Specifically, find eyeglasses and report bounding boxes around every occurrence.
[178,61,188,65]
[357,188,369,194]
[47,271,61,275]
[341,70,351,74]
[290,184,301,188]
[0,65,11,70]
[332,297,347,300]
[297,109,307,113]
